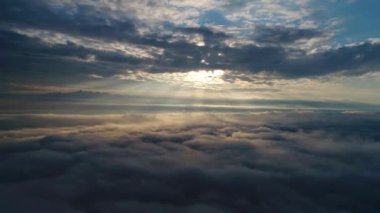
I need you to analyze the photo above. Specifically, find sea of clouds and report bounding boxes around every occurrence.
[1,111,380,212]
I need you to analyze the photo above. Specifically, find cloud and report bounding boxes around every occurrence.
[253,26,324,45]
[0,29,144,84]
[1,111,380,212]
[0,0,137,41]
[1,0,380,83]
[2,26,380,83]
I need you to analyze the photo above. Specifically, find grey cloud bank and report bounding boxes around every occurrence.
[1,112,380,212]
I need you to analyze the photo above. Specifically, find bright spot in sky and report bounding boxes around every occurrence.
[196,41,205,47]
[118,70,227,90]
[183,70,225,85]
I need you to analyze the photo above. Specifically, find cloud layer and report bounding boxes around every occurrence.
[1,111,380,212]
[1,0,380,88]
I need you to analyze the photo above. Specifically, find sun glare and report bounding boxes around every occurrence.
[183,70,225,85]
[119,70,227,90]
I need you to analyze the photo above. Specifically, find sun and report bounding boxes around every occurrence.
[183,70,225,85]
[118,69,227,90]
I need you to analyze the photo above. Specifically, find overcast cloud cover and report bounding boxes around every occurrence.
[1,112,380,212]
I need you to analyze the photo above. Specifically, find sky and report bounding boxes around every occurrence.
[1,0,380,212]
[1,0,380,110]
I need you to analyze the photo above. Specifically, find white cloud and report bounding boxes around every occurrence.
[13,28,164,60]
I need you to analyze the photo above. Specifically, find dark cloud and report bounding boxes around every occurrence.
[1,112,380,212]
[0,29,144,85]
[281,42,380,77]
[0,0,380,82]
[0,0,137,41]
[217,41,380,77]
[253,26,324,44]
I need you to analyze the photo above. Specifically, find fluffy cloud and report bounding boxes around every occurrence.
[1,111,380,212]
